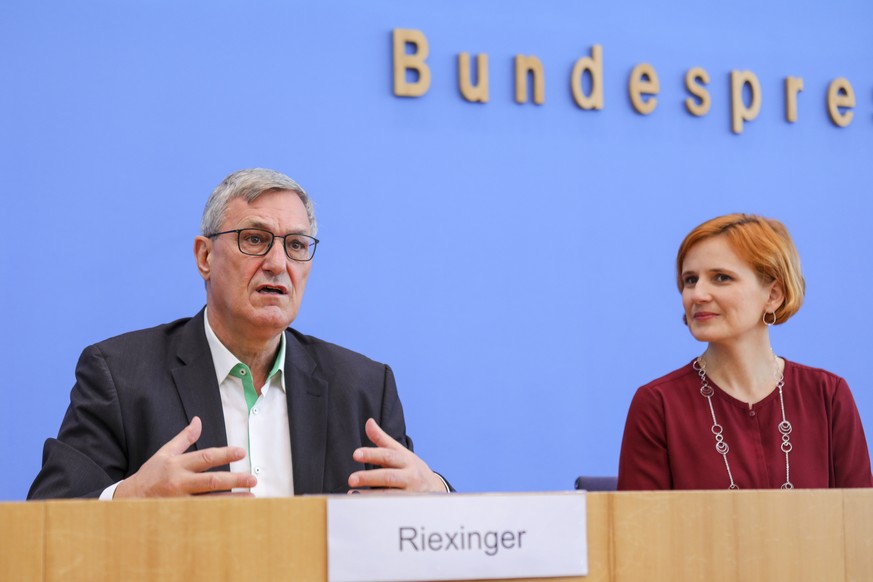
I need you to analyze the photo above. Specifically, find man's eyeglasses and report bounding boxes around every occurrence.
[207,228,319,262]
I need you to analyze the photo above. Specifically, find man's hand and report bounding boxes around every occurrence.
[347,418,447,493]
[114,416,257,498]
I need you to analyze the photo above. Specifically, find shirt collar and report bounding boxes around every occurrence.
[204,307,286,392]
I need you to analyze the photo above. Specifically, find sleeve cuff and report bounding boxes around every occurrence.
[434,472,451,493]
[100,481,122,500]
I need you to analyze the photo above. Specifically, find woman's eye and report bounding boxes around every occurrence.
[683,276,698,286]
[715,274,732,283]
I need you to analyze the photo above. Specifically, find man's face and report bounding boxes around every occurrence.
[195,189,313,346]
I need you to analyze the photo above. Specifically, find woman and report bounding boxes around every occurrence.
[617,214,872,490]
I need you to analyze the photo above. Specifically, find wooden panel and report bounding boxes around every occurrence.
[733,489,844,581]
[611,490,738,582]
[44,496,326,582]
[582,491,612,582]
[2,490,866,582]
[843,488,873,582]
[0,502,44,581]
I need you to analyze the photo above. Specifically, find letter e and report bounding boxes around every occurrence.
[827,77,855,127]
[629,63,659,115]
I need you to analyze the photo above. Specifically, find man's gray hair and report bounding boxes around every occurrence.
[200,168,318,236]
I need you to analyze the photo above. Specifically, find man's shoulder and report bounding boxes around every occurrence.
[285,328,388,371]
[87,314,200,356]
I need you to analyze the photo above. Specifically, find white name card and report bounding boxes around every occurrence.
[327,492,587,582]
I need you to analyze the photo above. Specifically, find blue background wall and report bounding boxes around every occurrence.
[2,1,871,499]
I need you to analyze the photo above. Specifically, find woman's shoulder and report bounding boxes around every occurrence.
[783,358,846,384]
[637,360,700,395]
[782,358,851,397]
[626,361,704,417]
[635,361,700,404]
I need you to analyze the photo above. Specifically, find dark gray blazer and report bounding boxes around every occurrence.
[28,309,414,499]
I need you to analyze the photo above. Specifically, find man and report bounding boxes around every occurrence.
[29,168,449,498]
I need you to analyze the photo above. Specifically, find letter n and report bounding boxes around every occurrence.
[515,55,545,105]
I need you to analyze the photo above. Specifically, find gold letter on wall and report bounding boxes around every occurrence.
[393,29,431,97]
[515,55,545,105]
[730,70,761,134]
[827,78,855,127]
[685,67,711,117]
[785,77,804,123]
[458,52,489,103]
[571,44,604,110]
[628,63,659,115]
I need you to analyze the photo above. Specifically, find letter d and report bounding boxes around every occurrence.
[571,44,604,110]
[393,29,431,97]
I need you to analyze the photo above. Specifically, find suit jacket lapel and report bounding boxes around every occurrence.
[171,308,229,455]
[284,330,328,495]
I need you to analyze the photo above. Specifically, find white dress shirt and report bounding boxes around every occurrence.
[204,309,294,497]
[100,309,295,499]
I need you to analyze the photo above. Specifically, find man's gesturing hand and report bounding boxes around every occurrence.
[114,416,257,498]
[347,418,447,493]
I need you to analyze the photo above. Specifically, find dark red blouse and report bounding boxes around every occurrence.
[618,359,873,490]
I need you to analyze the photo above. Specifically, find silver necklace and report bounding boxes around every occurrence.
[693,356,794,490]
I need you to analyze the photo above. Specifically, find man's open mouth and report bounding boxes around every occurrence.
[258,285,287,295]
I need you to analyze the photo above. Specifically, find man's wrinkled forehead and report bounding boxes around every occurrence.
[221,190,313,234]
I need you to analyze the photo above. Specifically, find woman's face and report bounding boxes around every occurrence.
[680,235,781,345]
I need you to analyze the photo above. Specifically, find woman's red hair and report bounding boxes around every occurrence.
[676,214,806,324]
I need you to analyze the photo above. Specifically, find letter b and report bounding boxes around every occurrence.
[393,29,431,97]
